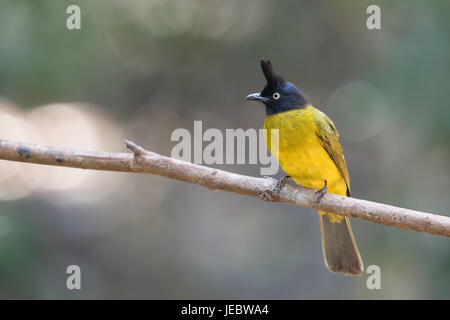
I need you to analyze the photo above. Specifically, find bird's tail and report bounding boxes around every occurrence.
[318,212,363,276]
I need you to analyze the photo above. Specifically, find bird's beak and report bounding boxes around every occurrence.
[246,93,270,104]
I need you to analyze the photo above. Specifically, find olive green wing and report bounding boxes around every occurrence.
[313,109,351,196]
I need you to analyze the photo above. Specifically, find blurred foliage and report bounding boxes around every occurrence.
[0,0,449,299]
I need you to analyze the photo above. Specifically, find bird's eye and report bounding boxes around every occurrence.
[272,92,280,100]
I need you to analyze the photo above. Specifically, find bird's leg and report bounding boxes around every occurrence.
[273,175,292,194]
[260,175,292,201]
[315,180,328,202]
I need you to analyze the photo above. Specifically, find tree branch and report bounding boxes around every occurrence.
[1,138,449,238]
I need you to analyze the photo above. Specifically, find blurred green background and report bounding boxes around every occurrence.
[0,0,449,299]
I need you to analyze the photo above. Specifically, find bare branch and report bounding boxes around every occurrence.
[1,138,449,237]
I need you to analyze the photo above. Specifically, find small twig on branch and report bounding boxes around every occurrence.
[0,138,449,238]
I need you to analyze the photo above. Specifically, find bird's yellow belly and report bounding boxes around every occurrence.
[264,109,347,195]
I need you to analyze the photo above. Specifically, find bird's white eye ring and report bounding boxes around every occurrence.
[272,92,280,100]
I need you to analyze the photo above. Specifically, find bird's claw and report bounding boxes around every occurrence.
[274,175,292,194]
[315,180,328,202]
[260,175,292,201]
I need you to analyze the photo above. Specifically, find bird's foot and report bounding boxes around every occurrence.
[274,175,292,194]
[315,180,328,202]
[260,175,292,201]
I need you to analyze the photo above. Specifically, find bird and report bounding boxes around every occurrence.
[246,59,363,276]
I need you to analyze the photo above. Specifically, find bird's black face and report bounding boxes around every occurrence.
[246,60,307,115]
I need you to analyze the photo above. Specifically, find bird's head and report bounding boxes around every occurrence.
[246,59,307,115]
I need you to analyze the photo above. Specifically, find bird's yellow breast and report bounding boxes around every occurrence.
[264,105,347,195]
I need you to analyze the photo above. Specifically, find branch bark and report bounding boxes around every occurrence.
[0,138,449,237]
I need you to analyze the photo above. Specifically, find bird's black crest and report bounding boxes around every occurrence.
[260,59,285,89]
